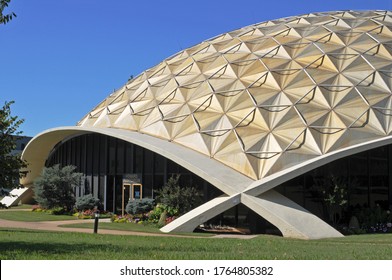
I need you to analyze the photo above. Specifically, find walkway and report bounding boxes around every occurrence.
[0,217,257,239]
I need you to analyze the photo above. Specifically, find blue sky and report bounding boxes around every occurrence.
[1,0,391,137]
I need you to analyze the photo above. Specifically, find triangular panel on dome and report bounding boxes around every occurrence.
[199,55,227,76]
[362,48,392,69]
[238,27,264,42]
[209,76,245,93]
[314,33,346,50]
[244,37,280,57]
[310,110,347,131]
[223,53,258,65]
[235,59,268,83]
[139,118,171,140]
[160,103,192,123]
[257,24,290,37]
[257,153,282,179]
[164,50,190,65]
[327,129,383,152]
[342,60,374,86]
[168,114,198,139]
[171,58,200,76]
[289,127,322,156]
[185,42,211,56]
[305,66,340,85]
[308,126,346,154]
[324,51,361,72]
[78,115,96,127]
[371,100,392,135]
[214,135,259,180]
[113,106,139,131]
[210,37,241,53]
[292,43,324,66]
[173,132,211,157]
[294,25,328,40]
[130,99,158,116]
[304,14,335,26]
[93,110,112,128]
[138,106,163,128]
[129,81,150,102]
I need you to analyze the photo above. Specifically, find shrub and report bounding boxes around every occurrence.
[75,194,100,211]
[33,164,82,211]
[126,198,155,215]
[148,204,178,225]
[51,206,67,215]
[155,174,202,215]
[157,210,167,228]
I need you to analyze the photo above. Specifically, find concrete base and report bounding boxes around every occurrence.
[241,190,343,239]
[161,194,241,233]
[161,189,342,239]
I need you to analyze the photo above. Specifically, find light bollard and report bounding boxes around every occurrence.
[93,211,100,234]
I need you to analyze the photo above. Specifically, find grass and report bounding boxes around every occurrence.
[0,228,392,259]
[60,221,213,236]
[61,221,162,233]
[8,204,35,210]
[0,210,77,222]
[1,208,391,260]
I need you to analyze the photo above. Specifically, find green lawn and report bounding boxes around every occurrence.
[61,221,162,233]
[8,204,35,210]
[60,222,213,237]
[0,210,77,221]
[0,228,391,259]
[1,209,391,260]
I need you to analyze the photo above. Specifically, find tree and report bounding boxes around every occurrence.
[156,174,202,215]
[0,101,27,191]
[33,164,82,211]
[0,0,16,25]
[312,174,348,225]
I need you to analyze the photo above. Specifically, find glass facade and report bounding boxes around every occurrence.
[277,145,392,223]
[45,133,218,213]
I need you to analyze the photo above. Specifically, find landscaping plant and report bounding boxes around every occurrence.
[33,164,82,212]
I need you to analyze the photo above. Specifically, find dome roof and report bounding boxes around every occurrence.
[79,10,392,180]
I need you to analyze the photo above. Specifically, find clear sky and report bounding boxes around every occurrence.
[1,0,391,137]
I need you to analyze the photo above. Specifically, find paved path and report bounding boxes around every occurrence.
[0,217,258,239]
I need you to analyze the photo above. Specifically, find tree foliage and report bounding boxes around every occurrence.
[33,164,82,211]
[312,174,348,224]
[75,194,101,211]
[0,101,27,190]
[155,174,202,215]
[0,0,16,25]
[126,198,155,215]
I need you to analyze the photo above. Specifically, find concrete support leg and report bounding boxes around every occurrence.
[241,190,343,239]
[160,194,241,233]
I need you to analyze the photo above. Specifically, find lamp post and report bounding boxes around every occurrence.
[93,210,100,234]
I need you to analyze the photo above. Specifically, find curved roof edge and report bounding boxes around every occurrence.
[21,126,253,195]
[246,135,392,197]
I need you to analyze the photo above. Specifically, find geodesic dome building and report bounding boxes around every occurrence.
[21,10,392,239]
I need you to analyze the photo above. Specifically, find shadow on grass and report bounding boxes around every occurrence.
[0,228,216,260]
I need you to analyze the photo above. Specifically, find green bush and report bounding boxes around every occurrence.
[126,198,155,215]
[51,206,68,215]
[75,194,100,211]
[155,174,202,215]
[33,164,82,211]
[157,210,167,228]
